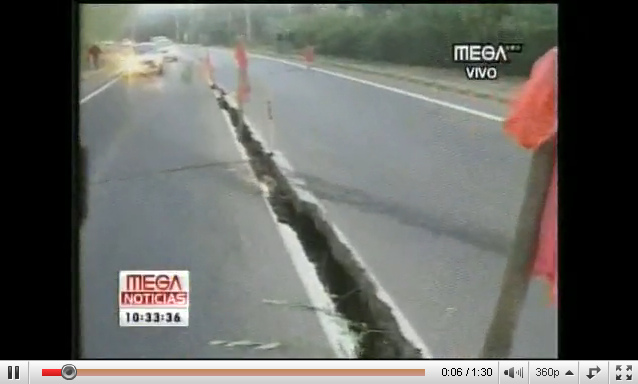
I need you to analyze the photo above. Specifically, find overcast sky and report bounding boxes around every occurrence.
[137,4,293,12]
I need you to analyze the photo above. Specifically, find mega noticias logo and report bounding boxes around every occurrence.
[120,273,188,306]
[452,43,523,80]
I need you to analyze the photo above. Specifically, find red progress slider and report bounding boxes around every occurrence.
[42,369,61,376]
[43,365,78,380]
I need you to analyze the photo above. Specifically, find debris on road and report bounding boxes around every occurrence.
[208,339,282,350]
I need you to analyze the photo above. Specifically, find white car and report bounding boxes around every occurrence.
[154,39,179,62]
[122,43,164,76]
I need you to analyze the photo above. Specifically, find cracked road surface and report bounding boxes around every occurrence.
[79,55,338,358]
[201,45,557,358]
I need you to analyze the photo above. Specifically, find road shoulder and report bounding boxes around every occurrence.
[80,56,122,101]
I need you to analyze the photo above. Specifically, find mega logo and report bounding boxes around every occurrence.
[120,274,188,306]
[451,43,523,81]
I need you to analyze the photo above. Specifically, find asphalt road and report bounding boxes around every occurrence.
[203,46,557,358]
[79,54,338,358]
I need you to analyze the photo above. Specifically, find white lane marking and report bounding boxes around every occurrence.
[216,98,358,359]
[80,75,121,105]
[219,89,433,358]
[243,51,505,122]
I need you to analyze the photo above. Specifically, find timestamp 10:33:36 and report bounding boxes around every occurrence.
[124,311,183,324]
[442,368,494,377]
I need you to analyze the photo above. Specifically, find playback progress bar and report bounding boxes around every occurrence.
[40,367,424,378]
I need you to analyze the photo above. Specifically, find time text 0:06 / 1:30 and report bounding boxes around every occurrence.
[442,368,494,377]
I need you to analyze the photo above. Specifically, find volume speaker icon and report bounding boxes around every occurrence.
[505,367,524,378]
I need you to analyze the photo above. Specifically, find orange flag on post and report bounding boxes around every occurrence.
[504,47,557,304]
[235,39,248,71]
[235,39,250,103]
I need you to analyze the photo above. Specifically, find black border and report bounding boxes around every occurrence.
[559,0,632,359]
[557,0,571,359]
[7,0,632,360]
[3,1,73,359]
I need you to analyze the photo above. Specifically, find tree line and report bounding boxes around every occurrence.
[181,4,557,76]
[277,4,557,77]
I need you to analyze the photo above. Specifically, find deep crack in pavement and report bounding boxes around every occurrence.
[212,85,426,358]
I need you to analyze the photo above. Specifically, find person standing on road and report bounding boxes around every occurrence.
[88,43,103,70]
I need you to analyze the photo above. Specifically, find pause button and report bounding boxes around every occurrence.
[7,365,19,380]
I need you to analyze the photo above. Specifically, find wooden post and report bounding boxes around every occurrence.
[237,69,245,135]
[267,98,275,154]
[480,138,555,358]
